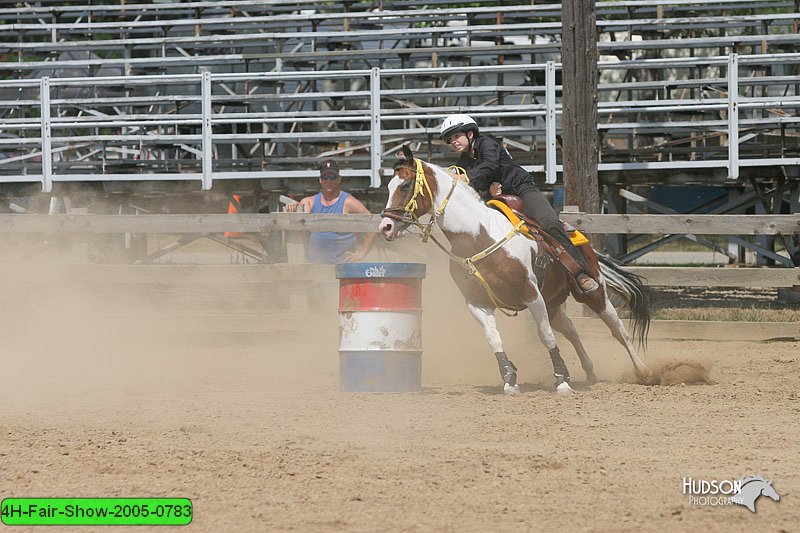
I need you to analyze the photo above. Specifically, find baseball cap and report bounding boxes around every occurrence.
[320,159,340,178]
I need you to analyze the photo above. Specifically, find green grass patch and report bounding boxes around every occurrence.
[653,307,800,322]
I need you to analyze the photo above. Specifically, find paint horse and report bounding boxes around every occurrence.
[379,146,650,395]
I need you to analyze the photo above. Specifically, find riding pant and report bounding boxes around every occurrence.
[519,189,593,274]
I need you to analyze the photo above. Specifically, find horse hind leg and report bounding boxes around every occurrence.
[466,302,520,395]
[527,295,573,395]
[591,296,647,378]
[549,304,598,384]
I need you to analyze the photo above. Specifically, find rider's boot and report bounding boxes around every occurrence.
[577,273,599,293]
[495,351,520,395]
[548,225,599,293]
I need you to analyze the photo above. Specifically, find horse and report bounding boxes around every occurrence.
[379,146,650,395]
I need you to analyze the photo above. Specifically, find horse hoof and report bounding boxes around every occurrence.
[503,383,521,396]
[586,372,598,385]
[555,382,574,396]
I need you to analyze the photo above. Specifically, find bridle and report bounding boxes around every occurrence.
[381,157,460,244]
[382,157,526,316]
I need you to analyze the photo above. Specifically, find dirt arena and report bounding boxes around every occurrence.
[1,243,798,532]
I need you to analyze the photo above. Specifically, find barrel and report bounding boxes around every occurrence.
[335,262,426,392]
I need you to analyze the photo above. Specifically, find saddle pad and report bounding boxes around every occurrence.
[486,199,589,246]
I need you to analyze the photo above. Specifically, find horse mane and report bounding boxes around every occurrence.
[421,159,484,205]
[393,156,412,171]
[393,153,485,205]
[740,476,769,487]
[392,152,505,238]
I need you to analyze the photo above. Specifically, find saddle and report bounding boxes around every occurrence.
[486,195,595,284]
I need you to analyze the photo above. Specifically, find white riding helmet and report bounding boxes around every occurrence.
[439,114,479,140]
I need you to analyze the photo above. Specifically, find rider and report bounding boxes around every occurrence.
[439,114,599,293]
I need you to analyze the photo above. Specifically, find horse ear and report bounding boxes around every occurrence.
[401,145,414,161]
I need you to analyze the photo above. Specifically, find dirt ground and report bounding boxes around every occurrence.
[1,244,798,532]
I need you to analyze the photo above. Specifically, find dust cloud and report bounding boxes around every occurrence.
[0,236,340,411]
[0,230,682,414]
[638,360,712,386]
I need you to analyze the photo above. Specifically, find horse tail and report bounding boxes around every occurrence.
[597,252,651,348]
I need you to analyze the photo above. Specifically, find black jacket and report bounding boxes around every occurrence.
[457,136,537,200]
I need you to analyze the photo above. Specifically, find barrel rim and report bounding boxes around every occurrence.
[335,262,427,280]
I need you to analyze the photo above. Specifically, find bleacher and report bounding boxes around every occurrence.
[0,0,797,201]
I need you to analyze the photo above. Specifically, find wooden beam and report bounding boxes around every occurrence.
[1,213,798,236]
[562,214,800,235]
[69,263,337,284]
[0,213,383,234]
[627,266,800,288]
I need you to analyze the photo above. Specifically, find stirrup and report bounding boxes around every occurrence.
[577,274,599,293]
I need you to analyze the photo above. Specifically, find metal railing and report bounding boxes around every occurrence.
[0,53,798,192]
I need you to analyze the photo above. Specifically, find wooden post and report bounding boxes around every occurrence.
[561,0,600,217]
[603,185,627,257]
[283,204,308,311]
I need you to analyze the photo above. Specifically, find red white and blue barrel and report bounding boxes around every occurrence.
[335,262,426,392]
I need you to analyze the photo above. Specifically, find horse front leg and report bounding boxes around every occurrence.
[466,302,520,396]
[527,295,574,395]
[549,303,598,384]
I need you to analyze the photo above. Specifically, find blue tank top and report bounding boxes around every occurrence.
[307,192,358,264]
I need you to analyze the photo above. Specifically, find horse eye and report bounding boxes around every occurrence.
[400,183,410,192]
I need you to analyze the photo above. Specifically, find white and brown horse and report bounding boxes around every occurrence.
[379,147,650,395]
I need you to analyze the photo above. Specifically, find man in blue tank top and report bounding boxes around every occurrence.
[286,159,376,264]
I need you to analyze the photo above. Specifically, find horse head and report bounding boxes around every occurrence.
[379,145,438,241]
[759,480,780,502]
[734,476,781,512]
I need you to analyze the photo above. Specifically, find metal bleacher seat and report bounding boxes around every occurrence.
[0,0,796,194]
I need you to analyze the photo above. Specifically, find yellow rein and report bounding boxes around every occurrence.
[400,160,526,317]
